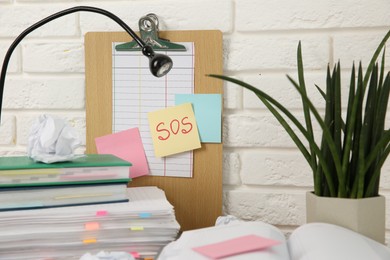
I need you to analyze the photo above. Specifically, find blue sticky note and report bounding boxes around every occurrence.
[175,94,222,143]
[139,212,152,218]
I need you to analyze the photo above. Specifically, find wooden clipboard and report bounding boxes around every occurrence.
[84,30,223,231]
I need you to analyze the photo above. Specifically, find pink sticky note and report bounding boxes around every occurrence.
[85,222,100,231]
[130,252,140,258]
[95,128,149,178]
[96,210,108,217]
[192,234,281,259]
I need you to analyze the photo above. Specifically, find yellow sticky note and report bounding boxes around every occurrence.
[130,226,144,231]
[83,238,97,244]
[148,103,201,157]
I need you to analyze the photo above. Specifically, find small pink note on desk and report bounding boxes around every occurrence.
[192,234,281,259]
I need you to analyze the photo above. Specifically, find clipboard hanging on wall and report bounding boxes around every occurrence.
[85,13,223,231]
[110,14,196,179]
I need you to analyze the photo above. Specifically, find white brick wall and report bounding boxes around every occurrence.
[0,5,78,37]
[23,43,85,73]
[1,0,390,241]
[3,77,84,109]
[227,34,330,71]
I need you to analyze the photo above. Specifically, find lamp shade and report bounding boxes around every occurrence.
[141,45,173,77]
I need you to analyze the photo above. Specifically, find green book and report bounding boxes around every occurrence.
[0,154,132,187]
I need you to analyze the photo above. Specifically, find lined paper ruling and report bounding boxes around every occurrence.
[112,42,195,178]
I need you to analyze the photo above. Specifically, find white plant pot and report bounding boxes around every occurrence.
[306,191,386,244]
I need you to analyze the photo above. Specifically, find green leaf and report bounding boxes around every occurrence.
[333,62,343,193]
[357,64,379,198]
[363,30,390,90]
[364,73,390,196]
[365,143,390,197]
[208,29,390,198]
[288,74,345,197]
[342,63,356,192]
[350,64,365,198]
[208,74,337,196]
[287,75,338,196]
[297,42,317,175]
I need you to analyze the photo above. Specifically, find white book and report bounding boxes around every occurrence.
[158,221,390,260]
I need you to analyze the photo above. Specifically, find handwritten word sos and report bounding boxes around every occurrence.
[156,117,193,141]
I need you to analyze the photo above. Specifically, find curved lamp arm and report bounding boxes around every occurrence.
[0,6,173,122]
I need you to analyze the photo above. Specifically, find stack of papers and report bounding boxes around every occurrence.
[0,186,180,259]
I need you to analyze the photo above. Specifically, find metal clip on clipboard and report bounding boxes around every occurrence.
[115,13,186,52]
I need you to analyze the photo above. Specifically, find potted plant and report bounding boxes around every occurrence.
[209,30,390,243]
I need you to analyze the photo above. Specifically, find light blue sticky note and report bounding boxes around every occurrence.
[175,94,222,143]
[139,212,152,218]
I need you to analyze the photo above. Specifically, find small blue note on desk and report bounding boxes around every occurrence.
[175,94,222,143]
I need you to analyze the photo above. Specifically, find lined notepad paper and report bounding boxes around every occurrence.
[112,42,195,177]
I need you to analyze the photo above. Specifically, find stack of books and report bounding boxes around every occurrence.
[0,155,180,259]
[0,154,132,211]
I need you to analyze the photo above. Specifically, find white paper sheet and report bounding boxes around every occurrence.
[0,187,180,259]
[112,42,195,178]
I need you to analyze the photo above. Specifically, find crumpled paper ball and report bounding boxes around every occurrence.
[27,114,84,163]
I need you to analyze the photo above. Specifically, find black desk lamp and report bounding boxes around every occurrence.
[0,6,173,122]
